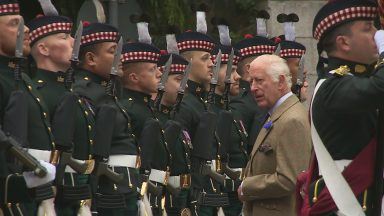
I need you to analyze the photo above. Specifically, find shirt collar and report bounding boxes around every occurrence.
[268,92,293,115]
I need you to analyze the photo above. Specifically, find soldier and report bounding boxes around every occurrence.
[0,0,58,215]
[233,34,275,153]
[119,16,172,216]
[174,5,232,216]
[297,0,383,215]
[275,13,307,102]
[209,19,249,215]
[27,7,95,215]
[156,31,193,215]
[72,22,140,215]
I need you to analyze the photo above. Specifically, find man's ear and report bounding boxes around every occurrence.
[335,35,351,53]
[278,74,286,89]
[36,42,49,57]
[84,52,96,66]
[128,71,139,84]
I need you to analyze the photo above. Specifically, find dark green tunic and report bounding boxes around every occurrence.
[230,79,265,152]
[311,57,382,215]
[0,56,54,214]
[72,69,139,214]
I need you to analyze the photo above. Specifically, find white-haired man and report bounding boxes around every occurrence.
[238,54,311,216]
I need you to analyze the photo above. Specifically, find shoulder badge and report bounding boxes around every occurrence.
[333,65,350,77]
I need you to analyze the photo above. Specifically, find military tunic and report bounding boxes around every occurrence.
[32,68,95,214]
[310,57,382,215]
[73,69,140,215]
[0,56,55,215]
[230,79,265,152]
[120,88,171,215]
[157,105,192,216]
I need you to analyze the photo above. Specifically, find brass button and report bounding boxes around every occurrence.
[84,111,88,116]
[84,77,89,80]
[88,125,92,131]
[37,80,43,83]
[48,127,51,132]
[28,85,32,91]
[78,99,82,103]
[36,97,40,102]
[43,112,47,118]
[89,139,93,145]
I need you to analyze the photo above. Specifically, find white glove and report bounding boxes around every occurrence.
[375,30,384,54]
[23,160,56,188]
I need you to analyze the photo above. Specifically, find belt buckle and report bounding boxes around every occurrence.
[181,174,191,188]
[84,159,95,174]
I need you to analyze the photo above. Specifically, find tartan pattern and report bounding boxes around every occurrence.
[160,64,187,73]
[81,31,118,46]
[0,3,19,14]
[211,54,240,65]
[30,22,72,43]
[239,45,275,57]
[177,40,215,52]
[280,49,305,58]
[121,51,161,63]
[314,6,377,40]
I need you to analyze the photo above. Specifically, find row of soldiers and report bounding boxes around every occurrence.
[0,0,308,215]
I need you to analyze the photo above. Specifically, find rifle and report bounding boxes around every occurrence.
[0,129,47,177]
[216,48,241,180]
[52,93,89,184]
[171,60,192,118]
[65,21,82,89]
[106,36,123,97]
[139,119,166,197]
[154,55,172,111]
[293,55,305,100]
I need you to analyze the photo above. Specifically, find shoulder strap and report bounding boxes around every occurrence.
[310,79,364,216]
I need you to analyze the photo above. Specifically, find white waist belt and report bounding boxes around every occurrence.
[149,169,167,184]
[64,159,87,173]
[108,155,137,168]
[27,149,51,163]
[210,160,217,172]
[168,176,181,188]
[319,159,352,176]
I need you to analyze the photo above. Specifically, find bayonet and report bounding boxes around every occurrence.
[13,17,25,88]
[154,55,172,111]
[274,43,281,56]
[15,17,24,58]
[224,49,234,84]
[65,21,83,89]
[297,55,305,87]
[106,36,123,96]
[178,60,192,94]
[294,55,305,100]
[171,60,192,117]
[211,50,222,85]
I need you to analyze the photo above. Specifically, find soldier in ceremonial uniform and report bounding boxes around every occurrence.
[119,18,173,215]
[174,5,231,216]
[156,51,193,216]
[297,0,383,215]
[0,0,57,215]
[27,10,95,215]
[72,22,140,215]
[233,35,275,153]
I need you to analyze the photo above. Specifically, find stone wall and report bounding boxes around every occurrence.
[261,0,327,105]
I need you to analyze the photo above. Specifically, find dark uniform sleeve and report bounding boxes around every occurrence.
[174,101,195,138]
[320,70,384,113]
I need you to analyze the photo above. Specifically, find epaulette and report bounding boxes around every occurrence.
[329,65,351,77]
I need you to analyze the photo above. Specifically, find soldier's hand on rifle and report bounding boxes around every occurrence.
[23,160,56,188]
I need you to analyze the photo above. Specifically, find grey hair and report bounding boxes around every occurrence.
[254,54,292,89]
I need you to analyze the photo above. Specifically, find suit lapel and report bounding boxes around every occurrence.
[249,95,299,162]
